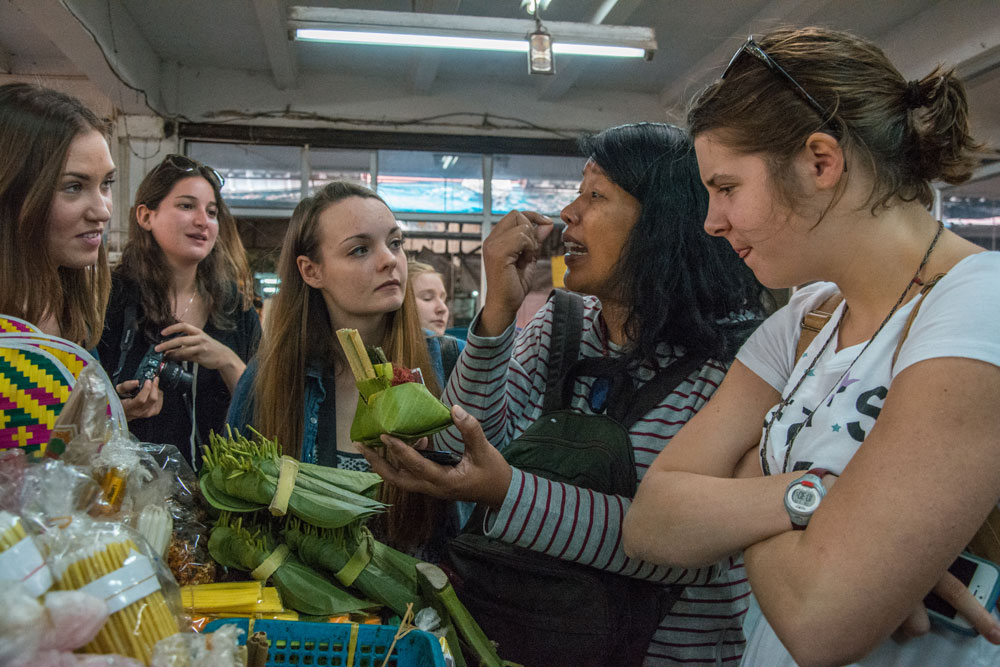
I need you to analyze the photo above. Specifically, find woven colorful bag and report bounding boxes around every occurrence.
[0,315,125,456]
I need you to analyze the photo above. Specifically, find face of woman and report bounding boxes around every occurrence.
[694,132,810,289]
[47,129,115,269]
[412,272,449,336]
[559,160,640,303]
[300,196,406,327]
[138,175,220,268]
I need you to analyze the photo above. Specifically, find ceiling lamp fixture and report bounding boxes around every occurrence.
[289,7,656,62]
[527,3,554,74]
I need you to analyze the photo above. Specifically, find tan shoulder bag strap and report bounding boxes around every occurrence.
[890,272,947,371]
[795,273,1000,562]
[795,292,844,360]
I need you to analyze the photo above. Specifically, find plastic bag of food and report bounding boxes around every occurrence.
[151,622,244,667]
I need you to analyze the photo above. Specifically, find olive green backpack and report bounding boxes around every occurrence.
[446,289,710,667]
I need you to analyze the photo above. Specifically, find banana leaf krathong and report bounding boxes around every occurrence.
[336,329,453,444]
[208,512,374,616]
[284,517,426,617]
[200,427,387,528]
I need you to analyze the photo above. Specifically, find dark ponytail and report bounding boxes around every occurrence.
[906,67,981,189]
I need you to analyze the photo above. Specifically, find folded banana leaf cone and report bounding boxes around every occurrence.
[208,512,375,616]
[337,328,453,445]
[350,380,453,445]
[200,427,387,528]
[284,518,426,617]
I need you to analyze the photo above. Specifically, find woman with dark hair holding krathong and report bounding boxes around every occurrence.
[365,122,767,665]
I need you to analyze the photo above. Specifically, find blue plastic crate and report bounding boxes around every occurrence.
[204,618,446,667]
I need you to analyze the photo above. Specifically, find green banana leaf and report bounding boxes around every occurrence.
[284,520,426,617]
[350,381,453,444]
[200,430,388,528]
[208,516,375,616]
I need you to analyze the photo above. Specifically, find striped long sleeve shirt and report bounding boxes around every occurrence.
[438,296,749,665]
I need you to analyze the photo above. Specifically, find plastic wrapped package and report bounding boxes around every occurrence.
[0,582,143,667]
[18,459,102,530]
[0,583,47,664]
[150,622,244,667]
[50,363,122,462]
[87,431,158,519]
[45,518,184,665]
[0,448,27,513]
[0,510,53,597]
[134,443,216,585]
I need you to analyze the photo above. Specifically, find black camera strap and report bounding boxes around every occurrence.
[111,302,138,387]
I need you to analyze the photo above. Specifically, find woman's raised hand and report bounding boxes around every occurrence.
[477,210,553,337]
[157,322,246,392]
[360,405,513,509]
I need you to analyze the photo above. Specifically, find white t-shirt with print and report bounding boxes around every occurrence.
[737,251,1000,666]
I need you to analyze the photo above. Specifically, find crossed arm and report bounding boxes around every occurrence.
[624,357,1000,666]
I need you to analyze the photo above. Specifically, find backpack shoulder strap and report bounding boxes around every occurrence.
[611,353,708,430]
[891,272,946,370]
[795,291,844,360]
[543,289,584,413]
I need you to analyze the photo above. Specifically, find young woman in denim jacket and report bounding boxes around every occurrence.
[227,180,460,558]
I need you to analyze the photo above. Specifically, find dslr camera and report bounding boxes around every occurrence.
[133,341,194,394]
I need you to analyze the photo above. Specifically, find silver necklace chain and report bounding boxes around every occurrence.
[761,220,945,475]
[174,290,197,322]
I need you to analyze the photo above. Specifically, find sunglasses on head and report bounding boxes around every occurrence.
[155,154,225,189]
[723,36,838,132]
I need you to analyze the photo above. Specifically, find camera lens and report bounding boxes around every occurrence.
[158,361,194,394]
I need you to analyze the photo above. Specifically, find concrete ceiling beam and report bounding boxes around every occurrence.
[253,0,298,90]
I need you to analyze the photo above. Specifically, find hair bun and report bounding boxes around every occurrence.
[904,81,924,109]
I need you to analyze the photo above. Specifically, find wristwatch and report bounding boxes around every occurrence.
[784,468,831,530]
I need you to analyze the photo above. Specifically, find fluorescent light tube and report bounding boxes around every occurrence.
[289,7,656,60]
[294,28,646,58]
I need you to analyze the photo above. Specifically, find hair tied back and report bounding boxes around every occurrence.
[904,80,924,109]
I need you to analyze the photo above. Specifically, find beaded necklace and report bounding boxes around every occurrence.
[760,220,944,475]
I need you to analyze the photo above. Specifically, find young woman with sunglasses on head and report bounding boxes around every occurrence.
[0,83,114,347]
[98,154,260,469]
[226,181,462,560]
[624,27,1000,666]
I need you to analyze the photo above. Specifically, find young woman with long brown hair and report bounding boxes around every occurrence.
[0,83,114,347]
[227,180,460,558]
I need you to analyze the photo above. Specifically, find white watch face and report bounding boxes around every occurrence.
[786,484,822,513]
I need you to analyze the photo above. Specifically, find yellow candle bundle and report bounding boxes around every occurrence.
[0,513,26,550]
[52,538,179,664]
[181,580,285,614]
[0,510,52,596]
